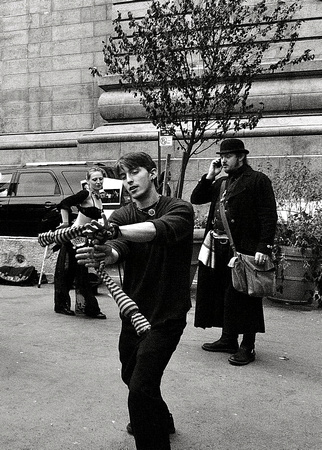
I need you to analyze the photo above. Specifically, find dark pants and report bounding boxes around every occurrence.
[196,239,265,346]
[54,243,101,316]
[119,317,187,450]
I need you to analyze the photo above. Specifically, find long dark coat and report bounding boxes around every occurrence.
[191,165,277,332]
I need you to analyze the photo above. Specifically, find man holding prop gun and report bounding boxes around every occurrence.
[75,152,194,450]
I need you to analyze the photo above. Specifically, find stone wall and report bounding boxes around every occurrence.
[0,238,57,283]
[0,0,321,167]
[0,0,112,136]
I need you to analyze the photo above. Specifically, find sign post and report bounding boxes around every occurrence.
[158,131,173,193]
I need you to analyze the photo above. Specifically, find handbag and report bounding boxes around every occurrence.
[219,180,276,297]
[227,252,276,297]
[0,265,39,286]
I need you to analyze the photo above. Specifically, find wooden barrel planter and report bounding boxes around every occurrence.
[269,246,315,304]
[190,228,205,286]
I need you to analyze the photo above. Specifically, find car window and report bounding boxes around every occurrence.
[15,172,61,196]
[62,170,87,193]
[0,172,13,196]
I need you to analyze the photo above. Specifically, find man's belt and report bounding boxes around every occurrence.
[211,230,229,243]
[212,228,227,236]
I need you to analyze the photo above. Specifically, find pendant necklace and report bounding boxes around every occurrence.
[135,195,161,217]
[92,190,102,200]
[91,192,104,213]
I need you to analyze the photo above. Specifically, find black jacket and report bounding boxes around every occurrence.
[191,164,277,331]
[191,165,277,255]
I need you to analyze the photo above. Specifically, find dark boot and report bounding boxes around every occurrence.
[202,331,239,353]
[228,347,256,365]
[55,306,75,316]
[228,333,256,366]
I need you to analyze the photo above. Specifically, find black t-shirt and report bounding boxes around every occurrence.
[109,196,194,325]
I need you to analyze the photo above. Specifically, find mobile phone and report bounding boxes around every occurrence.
[214,159,222,168]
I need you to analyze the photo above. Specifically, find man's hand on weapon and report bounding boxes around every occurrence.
[76,214,119,267]
[75,243,113,268]
[82,213,119,243]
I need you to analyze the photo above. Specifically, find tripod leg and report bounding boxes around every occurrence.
[38,245,48,288]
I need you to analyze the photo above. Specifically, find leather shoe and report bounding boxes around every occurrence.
[55,307,75,316]
[202,339,239,353]
[126,413,175,435]
[86,312,106,319]
[228,347,256,366]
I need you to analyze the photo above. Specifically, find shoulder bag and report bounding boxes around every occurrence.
[219,180,276,297]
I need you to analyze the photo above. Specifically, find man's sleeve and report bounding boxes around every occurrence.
[190,174,214,205]
[152,200,194,245]
[255,174,278,254]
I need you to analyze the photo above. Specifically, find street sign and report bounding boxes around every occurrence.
[159,134,173,147]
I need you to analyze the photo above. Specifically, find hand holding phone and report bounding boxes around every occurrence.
[206,158,222,179]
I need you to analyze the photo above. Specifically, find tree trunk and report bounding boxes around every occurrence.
[175,151,190,199]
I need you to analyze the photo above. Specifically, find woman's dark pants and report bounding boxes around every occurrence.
[54,243,101,316]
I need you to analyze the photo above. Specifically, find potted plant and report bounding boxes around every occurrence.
[269,159,322,306]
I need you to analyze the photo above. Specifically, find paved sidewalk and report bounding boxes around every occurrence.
[1,282,321,450]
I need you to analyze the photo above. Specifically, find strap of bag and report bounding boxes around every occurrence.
[218,180,237,256]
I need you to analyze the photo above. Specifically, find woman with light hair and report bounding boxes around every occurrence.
[53,166,107,318]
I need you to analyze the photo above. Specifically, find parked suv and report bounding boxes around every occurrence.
[0,162,122,237]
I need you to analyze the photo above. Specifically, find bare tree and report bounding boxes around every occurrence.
[103,0,314,197]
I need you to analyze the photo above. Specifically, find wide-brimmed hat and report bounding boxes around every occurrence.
[216,138,249,155]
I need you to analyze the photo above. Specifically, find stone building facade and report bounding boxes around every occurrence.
[0,0,322,201]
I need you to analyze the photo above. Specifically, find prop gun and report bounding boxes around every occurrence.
[38,226,151,336]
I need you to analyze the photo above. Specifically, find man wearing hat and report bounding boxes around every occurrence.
[191,138,277,365]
